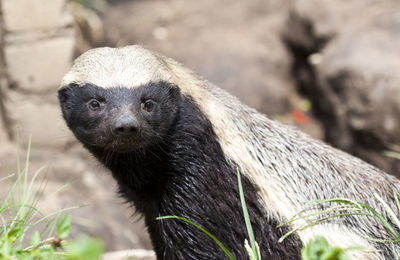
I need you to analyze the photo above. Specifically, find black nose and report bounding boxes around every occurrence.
[112,114,139,136]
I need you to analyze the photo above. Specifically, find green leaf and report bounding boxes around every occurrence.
[57,214,71,239]
[308,236,329,259]
[7,228,22,242]
[320,247,345,260]
[8,228,21,238]
[30,231,40,247]
[157,216,235,260]
[299,98,312,112]
[15,251,32,260]
[1,237,12,257]
[301,237,349,260]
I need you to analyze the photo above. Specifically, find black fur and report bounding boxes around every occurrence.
[58,81,302,259]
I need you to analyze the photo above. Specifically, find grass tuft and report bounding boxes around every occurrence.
[0,134,103,259]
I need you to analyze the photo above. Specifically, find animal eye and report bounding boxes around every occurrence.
[142,99,155,112]
[88,99,102,111]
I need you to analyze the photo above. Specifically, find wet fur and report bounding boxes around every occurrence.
[59,82,302,259]
[59,45,400,259]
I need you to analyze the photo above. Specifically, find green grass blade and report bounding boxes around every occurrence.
[237,169,260,260]
[279,222,308,243]
[46,178,77,199]
[0,174,14,183]
[157,216,235,260]
[25,175,48,223]
[16,131,21,208]
[387,143,400,153]
[305,198,364,208]
[21,135,32,216]
[394,192,400,216]
[0,213,7,232]
[363,236,400,243]
[304,198,398,238]
[374,193,400,235]
[25,164,45,209]
[2,168,17,214]
[278,198,364,228]
[279,212,371,243]
[384,151,400,160]
[356,201,400,239]
[280,195,400,242]
[277,206,365,228]
[32,205,86,227]
[13,137,33,232]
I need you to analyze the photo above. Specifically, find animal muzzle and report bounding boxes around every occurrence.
[112,113,139,137]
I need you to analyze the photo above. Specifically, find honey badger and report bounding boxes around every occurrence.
[58,45,400,259]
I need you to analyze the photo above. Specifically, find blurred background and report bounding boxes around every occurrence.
[0,0,399,257]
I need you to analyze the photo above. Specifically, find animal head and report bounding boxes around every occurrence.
[58,46,188,152]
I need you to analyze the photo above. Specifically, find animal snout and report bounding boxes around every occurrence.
[112,114,139,136]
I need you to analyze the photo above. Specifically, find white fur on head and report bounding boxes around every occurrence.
[61,45,174,89]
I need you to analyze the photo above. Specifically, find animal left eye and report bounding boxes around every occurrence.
[142,99,156,112]
[88,99,102,111]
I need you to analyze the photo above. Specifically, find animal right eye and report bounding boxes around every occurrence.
[87,99,101,111]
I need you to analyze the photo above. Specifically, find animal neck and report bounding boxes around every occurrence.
[88,144,170,208]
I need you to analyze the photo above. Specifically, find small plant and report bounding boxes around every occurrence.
[0,134,103,259]
[301,236,349,260]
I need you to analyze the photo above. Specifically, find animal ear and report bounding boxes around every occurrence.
[168,85,181,100]
[58,86,73,119]
[58,88,68,104]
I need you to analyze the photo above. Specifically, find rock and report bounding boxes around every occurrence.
[104,0,296,116]
[283,0,400,175]
[71,2,105,55]
[0,118,10,155]
[0,0,153,254]
[0,77,12,153]
[1,0,75,145]
[0,123,7,147]
[4,31,75,92]
[5,90,75,147]
[2,0,73,32]
[102,249,156,260]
